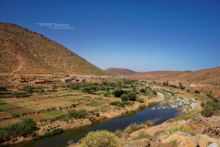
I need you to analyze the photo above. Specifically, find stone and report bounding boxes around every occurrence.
[207,143,219,147]
[161,132,197,147]
[196,134,220,147]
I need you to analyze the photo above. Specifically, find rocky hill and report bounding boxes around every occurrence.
[0,23,109,75]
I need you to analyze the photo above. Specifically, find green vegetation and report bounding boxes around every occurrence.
[132,131,152,140]
[87,100,104,107]
[147,101,160,108]
[113,89,127,97]
[201,101,220,117]
[44,110,62,117]
[0,118,37,143]
[194,90,200,94]
[98,92,111,97]
[34,128,63,140]
[0,84,6,91]
[120,92,137,101]
[0,90,32,98]
[138,104,146,110]
[110,101,133,107]
[68,109,87,119]
[167,126,192,135]
[114,130,123,137]
[81,130,118,147]
[124,123,145,134]
[137,98,144,103]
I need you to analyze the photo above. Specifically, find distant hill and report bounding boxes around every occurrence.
[106,68,136,76]
[107,66,220,85]
[125,71,183,80]
[0,23,109,75]
[161,66,220,84]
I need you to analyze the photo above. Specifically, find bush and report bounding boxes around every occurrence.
[81,130,118,147]
[34,128,63,140]
[0,84,6,91]
[113,89,126,97]
[195,90,200,94]
[168,126,192,135]
[0,118,37,143]
[19,86,36,93]
[152,90,157,95]
[68,110,87,119]
[124,123,144,133]
[121,94,128,101]
[137,98,144,103]
[138,104,146,110]
[140,88,146,93]
[127,92,137,101]
[147,101,159,108]
[201,101,220,117]
[68,83,81,90]
[110,101,132,107]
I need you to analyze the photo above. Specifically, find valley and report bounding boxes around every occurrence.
[0,23,219,147]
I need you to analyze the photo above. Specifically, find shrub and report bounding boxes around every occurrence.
[52,84,57,92]
[19,86,36,93]
[168,126,192,135]
[152,90,157,95]
[0,84,6,91]
[127,92,137,101]
[0,118,37,143]
[34,128,63,140]
[133,131,152,140]
[113,89,126,97]
[137,98,144,103]
[68,83,81,90]
[121,94,128,101]
[201,101,220,117]
[147,101,159,108]
[124,123,144,134]
[68,110,87,119]
[110,101,132,107]
[140,88,146,93]
[114,130,123,137]
[163,81,169,86]
[81,130,118,147]
[195,90,200,94]
[138,104,146,110]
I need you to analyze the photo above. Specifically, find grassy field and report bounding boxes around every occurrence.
[44,110,63,117]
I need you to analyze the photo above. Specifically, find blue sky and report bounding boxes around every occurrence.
[0,0,220,71]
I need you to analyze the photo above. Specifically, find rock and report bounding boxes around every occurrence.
[146,120,153,126]
[196,134,220,147]
[123,139,149,147]
[161,132,197,147]
[202,125,220,138]
[207,143,219,147]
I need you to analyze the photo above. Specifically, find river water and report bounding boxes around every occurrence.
[14,104,183,147]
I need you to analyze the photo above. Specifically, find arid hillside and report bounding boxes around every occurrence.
[161,66,220,84]
[125,71,183,80]
[0,23,109,75]
[106,68,136,76]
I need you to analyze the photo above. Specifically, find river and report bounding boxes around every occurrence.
[14,104,183,147]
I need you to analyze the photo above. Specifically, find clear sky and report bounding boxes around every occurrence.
[0,0,220,72]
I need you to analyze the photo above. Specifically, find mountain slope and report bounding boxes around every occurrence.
[124,71,183,80]
[0,23,108,75]
[164,66,220,84]
[106,68,136,76]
